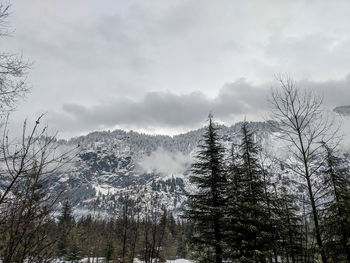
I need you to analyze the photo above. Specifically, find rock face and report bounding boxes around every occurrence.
[334,105,350,116]
[47,120,347,217]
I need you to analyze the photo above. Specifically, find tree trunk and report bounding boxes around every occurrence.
[297,129,327,263]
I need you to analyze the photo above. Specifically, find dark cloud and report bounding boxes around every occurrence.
[49,76,350,136]
[50,79,268,134]
[300,75,350,107]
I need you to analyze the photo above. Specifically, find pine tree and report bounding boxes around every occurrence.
[183,114,227,263]
[276,186,304,263]
[177,219,192,259]
[223,143,242,260]
[57,200,75,258]
[65,229,82,263]
[224,121,273,263]
[260,157,280,263]
[321,144,350,262]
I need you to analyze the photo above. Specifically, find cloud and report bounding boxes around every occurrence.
[137,147,191,177]
[4,0,350,139]
[43,74,350,138]
[48,74,350,137]
[264,34,350,80]
[299,75,350,107]
[49,78,270,134]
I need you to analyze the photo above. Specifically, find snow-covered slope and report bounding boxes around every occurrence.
[50,120,339,217]
[334,105,350,116]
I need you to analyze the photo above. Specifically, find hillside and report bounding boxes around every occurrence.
[49,120,305,217]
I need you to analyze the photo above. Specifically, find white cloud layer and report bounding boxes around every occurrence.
[137,147,191,177]
[2,0,350,137]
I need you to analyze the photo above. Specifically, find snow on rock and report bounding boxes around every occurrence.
[47,120,349,218]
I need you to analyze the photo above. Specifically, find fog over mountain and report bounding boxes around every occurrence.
[45,118,348,217]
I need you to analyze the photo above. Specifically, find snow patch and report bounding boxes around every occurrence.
[133,259,193,263]
[92,183,118,196]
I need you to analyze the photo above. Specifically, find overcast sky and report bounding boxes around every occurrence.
[4,0,350,138]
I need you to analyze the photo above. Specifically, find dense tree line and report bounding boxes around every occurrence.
[185,107,350,262]
[52,200,191,262]
[1,197,192,262]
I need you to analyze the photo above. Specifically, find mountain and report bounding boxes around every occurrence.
[50,120,329,217]
[334,105,350,116]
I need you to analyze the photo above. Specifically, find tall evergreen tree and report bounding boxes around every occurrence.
[276,186,304,263]
[224,121,273,263]
[183,114,227,263]
[321,144,350,262]
[65,229,82,263]
[57,200,75,258]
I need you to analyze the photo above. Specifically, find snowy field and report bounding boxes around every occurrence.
[52,258,192,263]
[134,260,192,263]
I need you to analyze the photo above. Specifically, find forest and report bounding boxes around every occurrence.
[2,86,350,262]
[1,2,350,263]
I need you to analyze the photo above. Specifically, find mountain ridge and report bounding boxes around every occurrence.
[50,118,350,218]
[52,120,281,217]
[334,105,350,116]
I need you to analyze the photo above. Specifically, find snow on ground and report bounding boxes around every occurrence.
[52,258,105,263]
[133,259,192,263]
[165,260,193,263]
[51,258,192,263]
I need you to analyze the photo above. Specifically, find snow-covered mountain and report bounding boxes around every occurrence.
[334,105,350,116]
[50,120,334,217]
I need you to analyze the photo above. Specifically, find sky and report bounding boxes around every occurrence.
[3,0,350,138]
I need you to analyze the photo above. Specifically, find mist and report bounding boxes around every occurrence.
[137,147,191,178]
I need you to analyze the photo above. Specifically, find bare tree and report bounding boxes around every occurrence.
[0,3,30,116]
[0,115,75,205]
[269,75,338,263]
[0,3,78,262]
[130,196,142,263]
[0,116,77,262]
[142,193,168,263]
